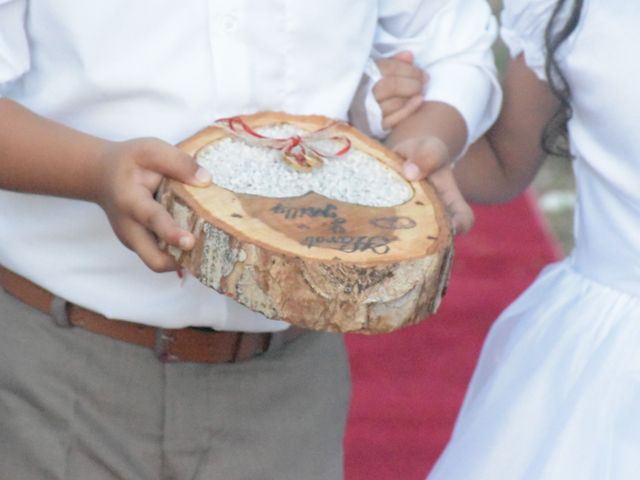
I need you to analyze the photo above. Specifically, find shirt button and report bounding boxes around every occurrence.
[221,13,238,33]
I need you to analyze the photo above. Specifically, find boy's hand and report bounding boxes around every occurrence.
[95,138,211,272]
[374,51,427,130]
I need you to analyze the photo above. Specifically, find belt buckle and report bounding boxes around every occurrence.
[154,328,178,363]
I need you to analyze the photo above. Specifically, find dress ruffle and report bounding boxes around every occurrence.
[429,259,640,479]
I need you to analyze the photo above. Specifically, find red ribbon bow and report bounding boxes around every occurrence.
[216,116,352,172]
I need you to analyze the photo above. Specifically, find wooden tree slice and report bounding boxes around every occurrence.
[158,112,453,333]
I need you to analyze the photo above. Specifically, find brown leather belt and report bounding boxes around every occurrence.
[0,266,306,363]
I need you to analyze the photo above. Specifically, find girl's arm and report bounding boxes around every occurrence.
[0,98,211,272]
[454,54,560,203]
[385,100,468,177]
[386,100,475,234]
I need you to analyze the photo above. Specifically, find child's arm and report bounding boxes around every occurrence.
[0,98,211,272]
[385,99,474,234]
[358,53,475,232]
[353,0,500,150]
[362,55,478,233]
[373,54,560,205]
[453,54,559,203]
[360,52,468,181]
[371,1,501,232]
[375,0,501,153]
[385,101,467,180]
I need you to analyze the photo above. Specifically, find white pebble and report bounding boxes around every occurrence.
[196,124,412,207]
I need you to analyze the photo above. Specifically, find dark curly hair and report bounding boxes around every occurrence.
[542,0,584,156]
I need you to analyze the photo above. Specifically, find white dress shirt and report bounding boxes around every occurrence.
[0,0,500,330]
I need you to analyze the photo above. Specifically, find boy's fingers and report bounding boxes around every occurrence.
[132,196,195,251]
[374,76,424,102]
[136,139,212,187]
[395,137,450,180]
[118,217,181,272]
[429,167,475,235]
[382,95,424,129]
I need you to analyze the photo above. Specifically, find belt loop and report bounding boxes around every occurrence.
[50,296,73,328]
[266,331,283,353]
[230,332,245,363]
[154,329,178,363]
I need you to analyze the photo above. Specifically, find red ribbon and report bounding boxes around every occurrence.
[216,116,352,171]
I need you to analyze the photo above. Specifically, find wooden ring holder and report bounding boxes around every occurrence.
[158,112,453,333]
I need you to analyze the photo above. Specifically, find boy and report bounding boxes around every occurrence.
[0,1,499,478]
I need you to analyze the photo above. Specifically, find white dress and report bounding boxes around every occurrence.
[429,1,640,479]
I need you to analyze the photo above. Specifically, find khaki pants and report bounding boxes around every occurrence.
[0,287,350,480]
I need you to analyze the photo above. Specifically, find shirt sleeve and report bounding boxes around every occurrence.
[357,0,502,152]
[0,0,30,97]
[501,0,580,82]
[348,58,390,139]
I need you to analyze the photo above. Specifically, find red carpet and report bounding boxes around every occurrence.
[344,192,562,480]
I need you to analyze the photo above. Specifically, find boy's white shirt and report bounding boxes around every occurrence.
[0,0,500,330]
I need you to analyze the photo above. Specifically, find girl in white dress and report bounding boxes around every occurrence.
[423,0,640,478]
